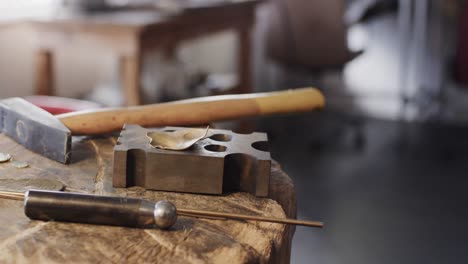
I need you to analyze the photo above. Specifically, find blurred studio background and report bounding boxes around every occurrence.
[1,0,468,263]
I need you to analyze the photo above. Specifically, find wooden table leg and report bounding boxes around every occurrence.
[35,50,54,95]
[237,26,252,94]
[120,54,142,106]
[237,26,254,133]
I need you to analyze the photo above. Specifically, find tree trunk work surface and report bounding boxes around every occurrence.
[0,134,296,264]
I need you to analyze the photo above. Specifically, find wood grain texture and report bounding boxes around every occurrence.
[0,133,296,264]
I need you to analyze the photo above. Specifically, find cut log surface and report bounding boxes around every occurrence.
[0,134,296,264]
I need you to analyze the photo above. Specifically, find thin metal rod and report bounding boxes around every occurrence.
[0,190,323,228]
[0,191,24,201]
[178,208,323,228]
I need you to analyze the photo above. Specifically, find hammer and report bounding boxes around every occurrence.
[0,88,324,163]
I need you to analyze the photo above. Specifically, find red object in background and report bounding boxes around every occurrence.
[24,96,102,115]
[456,2,468,86]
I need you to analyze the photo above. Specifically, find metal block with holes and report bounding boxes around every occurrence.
[113,124,271,197]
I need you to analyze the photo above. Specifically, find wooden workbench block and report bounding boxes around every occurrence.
[0,133,296,264]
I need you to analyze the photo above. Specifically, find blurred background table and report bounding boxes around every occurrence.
[28,0,260,105]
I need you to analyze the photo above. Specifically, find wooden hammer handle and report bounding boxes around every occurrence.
[57,87,325,135]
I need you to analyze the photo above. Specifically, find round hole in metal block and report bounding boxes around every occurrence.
[204,144,227,152]
[209,134,232,142]
[251,141,269,152]
[231,129,253,135]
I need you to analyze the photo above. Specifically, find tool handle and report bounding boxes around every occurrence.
[24,190,156,228]
[57,87,325,135]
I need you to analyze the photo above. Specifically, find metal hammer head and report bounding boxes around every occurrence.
[0,98,71,163]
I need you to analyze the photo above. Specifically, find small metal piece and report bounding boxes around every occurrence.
[147,126,210,150]
[0,179,65,192]
[0,152,11,162]
[153,200,177,229]
[11,160,29,168]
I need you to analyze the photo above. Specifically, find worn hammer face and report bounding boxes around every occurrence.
[0,98,71,163]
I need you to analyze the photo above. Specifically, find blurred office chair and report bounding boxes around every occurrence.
[265,0,360,73]
[264,0,365,150]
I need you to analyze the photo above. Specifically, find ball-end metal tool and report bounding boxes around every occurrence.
[0,190,323,230]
